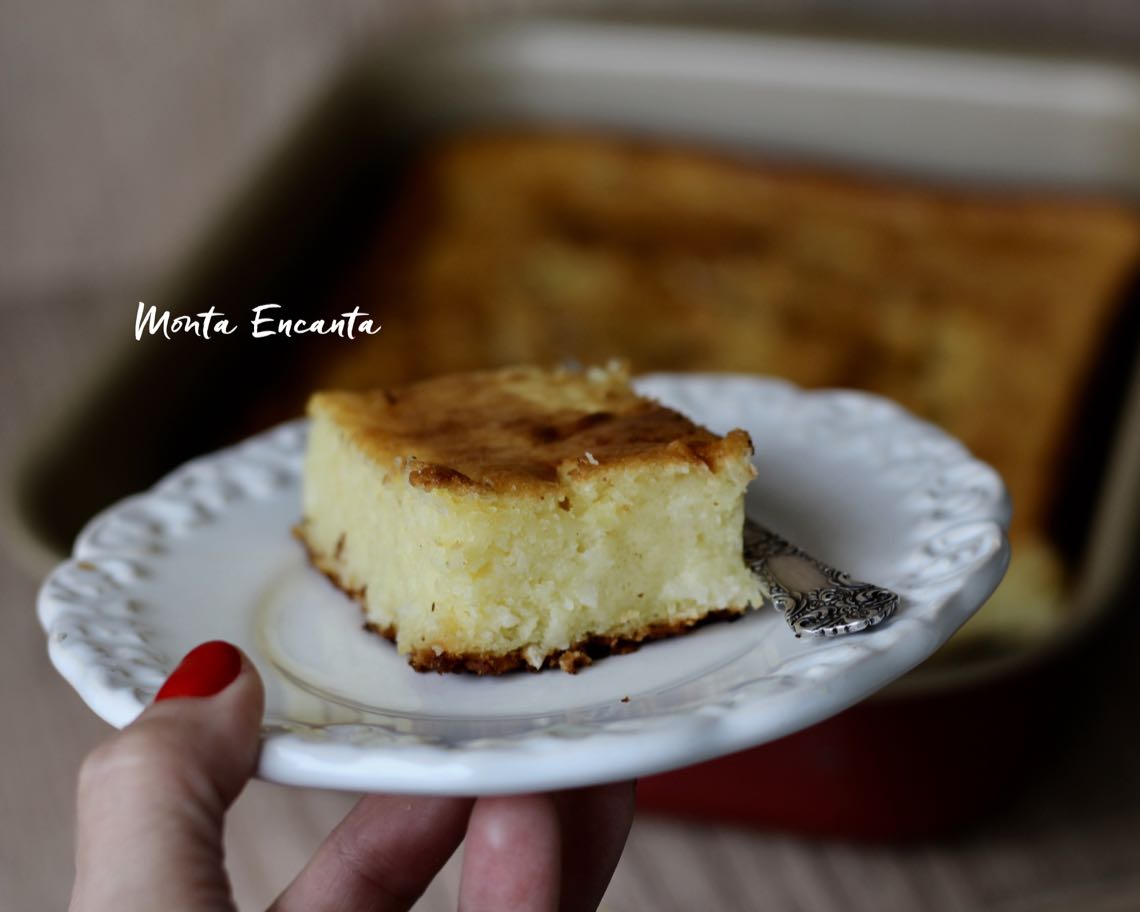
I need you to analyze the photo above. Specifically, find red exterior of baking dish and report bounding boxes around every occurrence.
[636,634,1088,840]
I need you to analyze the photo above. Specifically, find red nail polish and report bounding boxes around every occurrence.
[154,641,243,702]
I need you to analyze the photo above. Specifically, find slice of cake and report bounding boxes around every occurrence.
[298,363,764,673]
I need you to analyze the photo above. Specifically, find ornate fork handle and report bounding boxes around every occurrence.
[744,518,899,637]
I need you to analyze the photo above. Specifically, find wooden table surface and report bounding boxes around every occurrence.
[4,5,1140,909]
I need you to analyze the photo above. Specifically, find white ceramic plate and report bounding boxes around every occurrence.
[38,374,1009,794]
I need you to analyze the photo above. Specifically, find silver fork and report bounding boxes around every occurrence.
[744,518,899,637]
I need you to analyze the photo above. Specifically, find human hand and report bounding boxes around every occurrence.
[71,641,635,911]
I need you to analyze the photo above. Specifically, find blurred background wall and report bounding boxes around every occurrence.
[4,0,1140,301]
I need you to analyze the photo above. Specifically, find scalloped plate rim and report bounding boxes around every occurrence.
[37,372,1011,794]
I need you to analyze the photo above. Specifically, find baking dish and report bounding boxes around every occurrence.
[10,18,1140,837]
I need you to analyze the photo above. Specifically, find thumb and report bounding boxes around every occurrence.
[71,641,264,912]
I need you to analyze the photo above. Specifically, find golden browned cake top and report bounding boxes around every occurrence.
[309,364,753,494]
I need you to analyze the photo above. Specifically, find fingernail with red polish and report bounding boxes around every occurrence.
[155,641,243,702]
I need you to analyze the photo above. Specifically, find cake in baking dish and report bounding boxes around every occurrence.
[298,362,764,673]
[317,131,1140,548]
